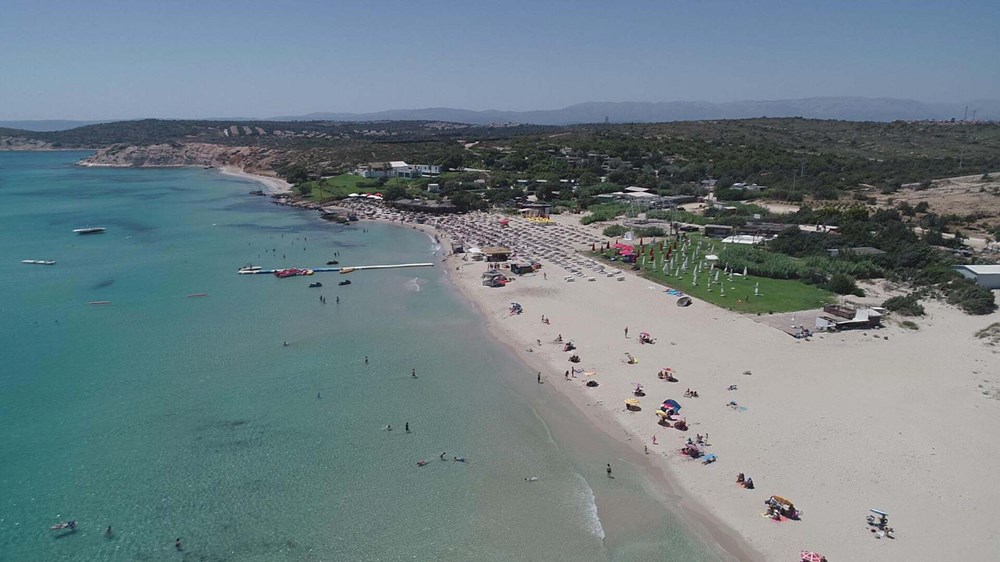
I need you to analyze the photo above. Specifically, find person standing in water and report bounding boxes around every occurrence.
[405,422,410,433]
[412,368,417,378]
[365,356,369,365]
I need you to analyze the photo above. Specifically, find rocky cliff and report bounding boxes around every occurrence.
[0,136,55,150]
[78,143,285,174]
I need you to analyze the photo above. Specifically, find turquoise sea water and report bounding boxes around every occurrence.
[0,152,719,561]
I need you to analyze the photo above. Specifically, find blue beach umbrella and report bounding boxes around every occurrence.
[662,399,681,412]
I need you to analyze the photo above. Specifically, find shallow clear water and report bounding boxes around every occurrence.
[0,152,718,561]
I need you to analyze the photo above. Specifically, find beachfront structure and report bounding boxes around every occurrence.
[357,161,442,179]
[704,224,734,238]
[518,203,552,218]
[730,182,766,192]
[481,246,511,262]
[954,264,1000,289]
[721,234,769,245]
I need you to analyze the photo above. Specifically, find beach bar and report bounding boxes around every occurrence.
[481,246,511,262]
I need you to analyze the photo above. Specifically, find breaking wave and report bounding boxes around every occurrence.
[572,472,606,541]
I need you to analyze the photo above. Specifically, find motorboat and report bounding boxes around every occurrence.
[308,282,323,288]
[326,260,339,265]
[338,279,352,286]
[238,265,262,274]
[275,268,313,278]
[73,227,106,234]
[22,259,56,265]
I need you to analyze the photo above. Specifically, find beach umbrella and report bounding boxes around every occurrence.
[625,398,640,406]
[799,552,824,562]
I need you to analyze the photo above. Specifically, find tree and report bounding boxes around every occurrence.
[382,184,407,201]
[828,273,858,295]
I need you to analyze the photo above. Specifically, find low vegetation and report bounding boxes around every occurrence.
[882,294,926,316]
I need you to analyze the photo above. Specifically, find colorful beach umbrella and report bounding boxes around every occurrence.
[800,552,824,562]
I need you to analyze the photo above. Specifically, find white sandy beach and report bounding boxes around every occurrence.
[352,204,1000,561]
[219,166,291,195]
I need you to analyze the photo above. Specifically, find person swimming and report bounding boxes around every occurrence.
[385,424,392,431]
[453,456,466,463]
[525,476,538,482]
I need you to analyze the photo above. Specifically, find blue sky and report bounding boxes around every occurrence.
[1,0,997,119]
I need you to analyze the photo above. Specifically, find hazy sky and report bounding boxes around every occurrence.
[1,0,997,119]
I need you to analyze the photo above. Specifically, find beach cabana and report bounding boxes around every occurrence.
[481,246,511,262]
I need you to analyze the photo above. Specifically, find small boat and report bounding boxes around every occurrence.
[50,521,77,531]
[89,300,112,305]
[238,265,262,274]
[326,260,339,265]
[308,282,323,288]
[22,259,56,265]
[73,227,106,235]
[338,279,352,286]
[275,268,313,278]
[187,293,208,298]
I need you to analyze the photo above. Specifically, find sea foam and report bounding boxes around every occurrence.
[572,472,606,540]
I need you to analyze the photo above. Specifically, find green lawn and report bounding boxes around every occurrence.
[299,174,381,202]
[594,240,834,314]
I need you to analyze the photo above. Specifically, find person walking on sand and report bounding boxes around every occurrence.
[537,372,542,384]
[606,463,613,478]
[624,326,629,338]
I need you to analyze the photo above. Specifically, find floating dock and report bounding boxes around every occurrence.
[238,263,435,276]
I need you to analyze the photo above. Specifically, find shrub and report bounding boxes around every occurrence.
[946,282,998,315]
[900,320,919,330]
[603,225,626,237]
[883,294,925,316]
[827,273,858,295]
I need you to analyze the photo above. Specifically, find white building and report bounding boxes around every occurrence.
[357,162,442,179]
[730,182,766,192]
[954,265,1000,290]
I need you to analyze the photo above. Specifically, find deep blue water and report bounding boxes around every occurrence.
[0,151,717,561]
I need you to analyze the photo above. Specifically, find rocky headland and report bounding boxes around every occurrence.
[77,142,284,173]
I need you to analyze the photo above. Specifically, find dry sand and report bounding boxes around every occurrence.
[219,166,291,194]
[417,212,1000,561]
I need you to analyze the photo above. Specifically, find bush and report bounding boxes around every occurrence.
[827,273,858,295]
[946,282,998,315]
[883,294,925,316]
[603,225,626,237]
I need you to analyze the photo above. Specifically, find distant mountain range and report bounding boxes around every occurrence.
[3,97,998,131]
[272,97,1000,125]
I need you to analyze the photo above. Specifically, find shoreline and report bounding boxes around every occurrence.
[217,166,292,195]
[370,217,760,561]
[349,206,1000,561]
[75,158,293,195]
